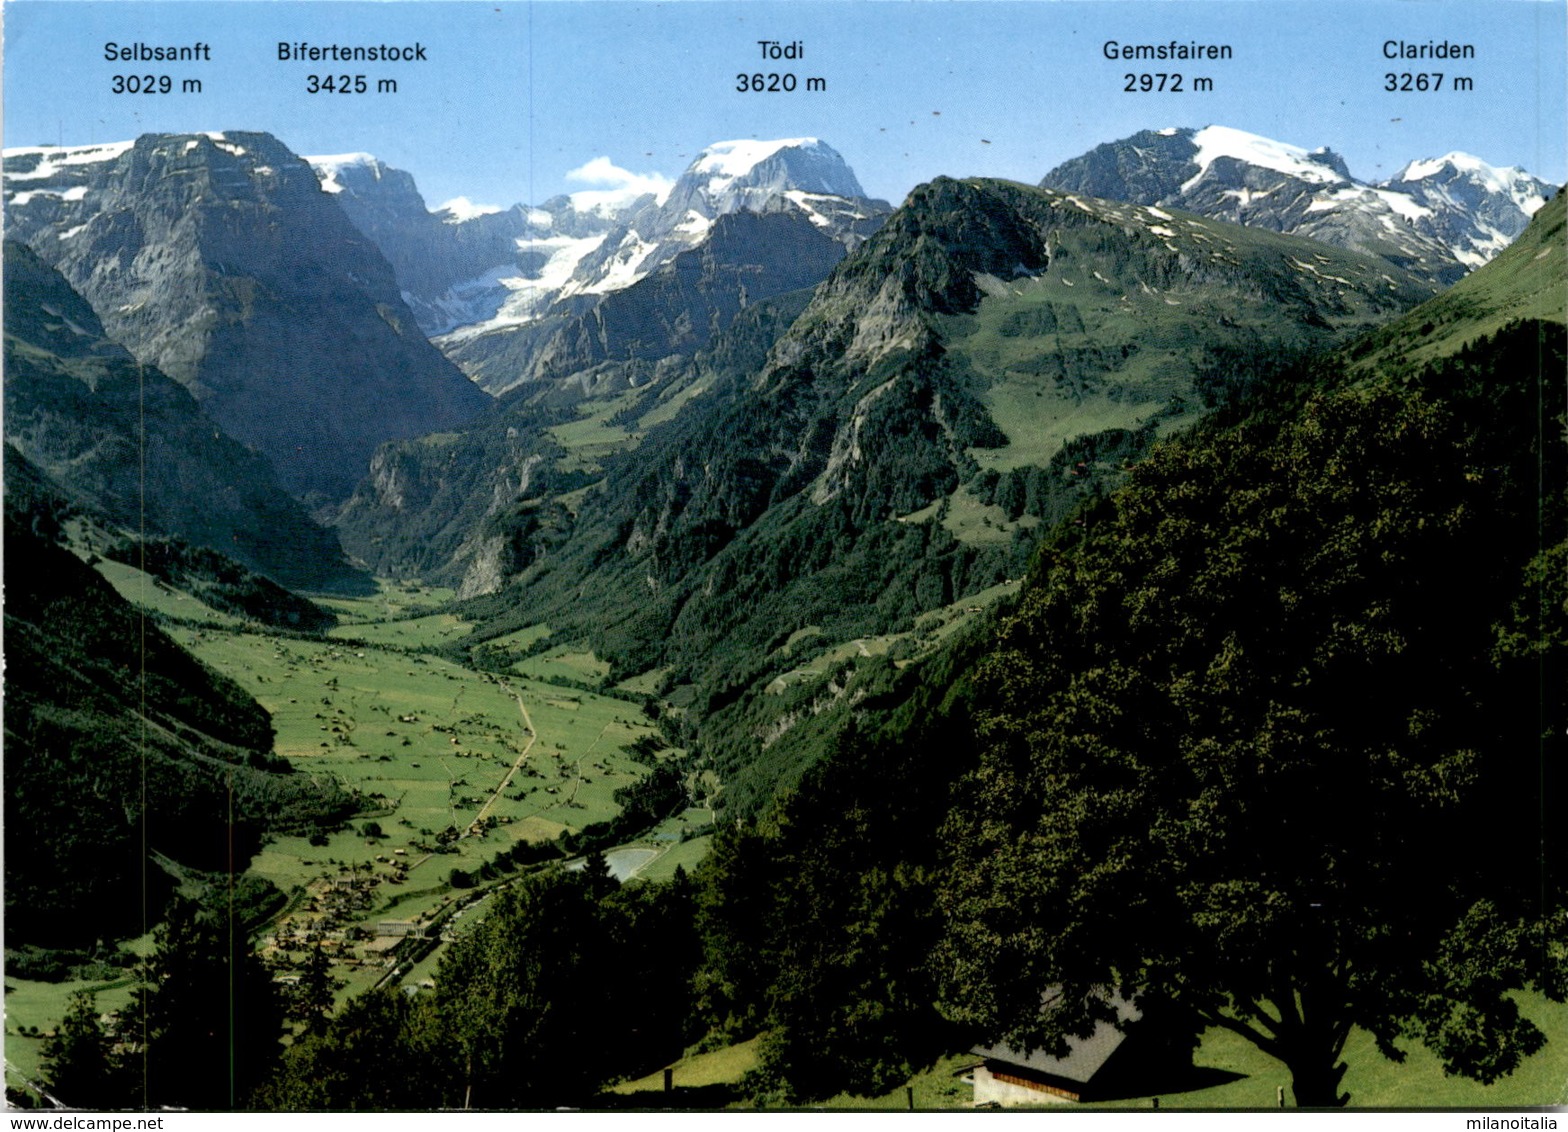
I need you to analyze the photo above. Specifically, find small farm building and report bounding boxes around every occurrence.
[969,989,1185,1106]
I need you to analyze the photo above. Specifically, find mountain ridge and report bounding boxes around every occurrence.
[442,140,891,394]
[339,175,1437,810]
[1040,124,1553,284]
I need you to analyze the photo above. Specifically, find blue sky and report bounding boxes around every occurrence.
[4,1,1564,210]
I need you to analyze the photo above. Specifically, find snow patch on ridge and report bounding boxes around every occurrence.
[3,140,136,181]
[437,196,503,222]
[785,189,872,230]
[1371,188,1434,222]
[305,152,382,194]
[1182,125,1345,192]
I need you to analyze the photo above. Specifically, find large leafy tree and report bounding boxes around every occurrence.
[429,862,707,1108]
[936,323,1566,1106]
[693,712,971,1102]
[433,869,610,1108]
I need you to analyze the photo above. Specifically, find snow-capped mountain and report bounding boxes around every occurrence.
[1040,125,1553,283]
[1382,152,1554,267]
[669,137,868,215]
[443,138,890,349]
[577,137,883,282]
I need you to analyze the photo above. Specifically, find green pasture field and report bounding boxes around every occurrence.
[546,391,644,474]
[911,579,1021,651]
[312,580,460,625]
[161,621,662,932]
[637,371,715,430]
[513,644,613,687]
[615,666,670,695]
[940,487,1039,548]
[633,835,713,884]
[483,623,553,651]
[4,974,140,1088]
[610,1035,763,1096]
[775,627,825,658]
[894,499,942,526]
[329,611,473,648]
[91,557,247,626]
[647,806,712,840]
[765,580,1018,696]
[943,271,1194,475]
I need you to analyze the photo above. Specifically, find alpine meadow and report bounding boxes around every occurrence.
[2,20,1564,1112]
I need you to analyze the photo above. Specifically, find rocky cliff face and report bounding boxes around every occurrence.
[2,240,365,592]
[3,132,488,502]
[308,153,561,335]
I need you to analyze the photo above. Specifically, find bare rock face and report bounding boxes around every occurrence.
[4,132,488,503]
[307,153,556,336]
[2,240,366,592]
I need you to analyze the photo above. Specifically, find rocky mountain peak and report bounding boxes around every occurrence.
[430,139,891,384]
[560,139,886,305]
[1390,151,1550,209]
[681,138,866,207]
[3,130,487,502]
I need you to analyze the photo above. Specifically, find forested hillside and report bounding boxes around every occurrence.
[407,178,1435,812]
[2,461,357,951]
[243,190,1566,1112]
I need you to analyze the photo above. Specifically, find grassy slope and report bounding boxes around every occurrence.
[936,191,1430,549]
[601,991,1567,1109]
[1346,186,1566,376]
